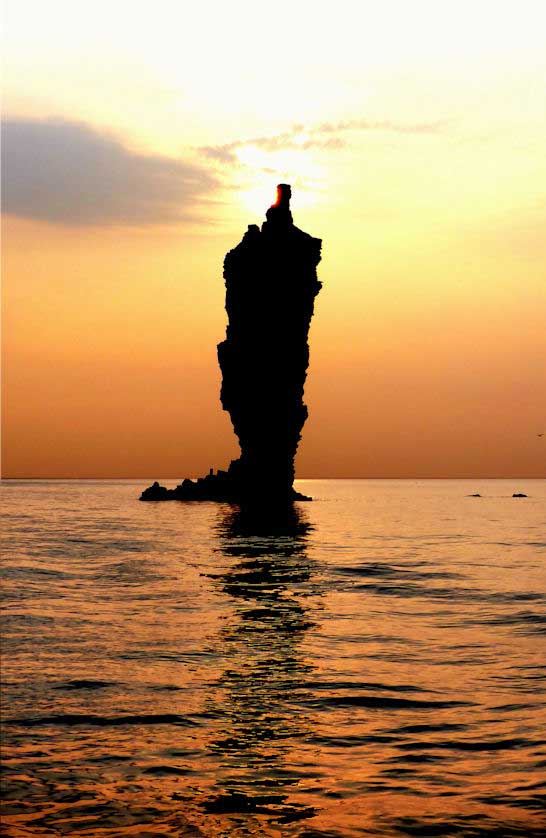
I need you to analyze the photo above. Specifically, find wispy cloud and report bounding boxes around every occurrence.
[2,118,219,226]
[199,118,444,164]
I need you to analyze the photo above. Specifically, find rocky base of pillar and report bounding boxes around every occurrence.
[139,464,311,503]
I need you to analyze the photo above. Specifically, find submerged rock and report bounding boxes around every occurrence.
[141,185,321,504]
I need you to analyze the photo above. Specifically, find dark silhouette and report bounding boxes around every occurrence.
[512,492,527,498]
[141,185,322,504]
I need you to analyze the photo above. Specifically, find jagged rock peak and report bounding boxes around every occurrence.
[264,182,293,229]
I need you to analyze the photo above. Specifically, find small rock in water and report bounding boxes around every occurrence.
[512,492,527,498]
[468,493,481,497]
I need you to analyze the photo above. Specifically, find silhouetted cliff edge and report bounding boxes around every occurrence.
[141,185,322,504]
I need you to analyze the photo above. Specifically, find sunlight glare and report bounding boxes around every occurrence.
[236,146,323,216]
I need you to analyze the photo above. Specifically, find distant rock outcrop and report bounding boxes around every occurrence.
[141,185,322,504]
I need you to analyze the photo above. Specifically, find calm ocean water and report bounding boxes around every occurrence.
[1,479,545,837]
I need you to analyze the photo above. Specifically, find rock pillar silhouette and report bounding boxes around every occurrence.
[218,184,322,501]
[140,185,322,503]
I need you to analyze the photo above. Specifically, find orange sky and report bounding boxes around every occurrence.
[2,0,545,478]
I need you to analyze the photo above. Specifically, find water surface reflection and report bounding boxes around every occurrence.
[202,505,323,829]
[3,480,545,837]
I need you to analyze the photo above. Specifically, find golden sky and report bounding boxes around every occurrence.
[2,0,545,478]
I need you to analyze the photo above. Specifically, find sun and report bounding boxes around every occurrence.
[235,146,323,217]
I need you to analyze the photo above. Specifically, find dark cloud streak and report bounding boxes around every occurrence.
[2,118,219,226]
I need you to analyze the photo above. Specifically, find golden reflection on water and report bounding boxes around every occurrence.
[202,506,321,830]
[2,479,546,837]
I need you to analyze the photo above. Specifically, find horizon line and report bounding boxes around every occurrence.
[1,476,544,482]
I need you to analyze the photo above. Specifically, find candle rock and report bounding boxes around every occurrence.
[141,185,322,504]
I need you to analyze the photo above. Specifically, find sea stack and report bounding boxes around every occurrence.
[141,185,322,504]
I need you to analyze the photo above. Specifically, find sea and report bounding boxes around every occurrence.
[1,478,545,837]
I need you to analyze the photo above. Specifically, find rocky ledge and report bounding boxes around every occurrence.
[140,466,311,503]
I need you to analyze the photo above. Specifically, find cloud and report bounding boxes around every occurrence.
[2,118,219,226]
[313,118,445,135]
[199,118,444,164]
